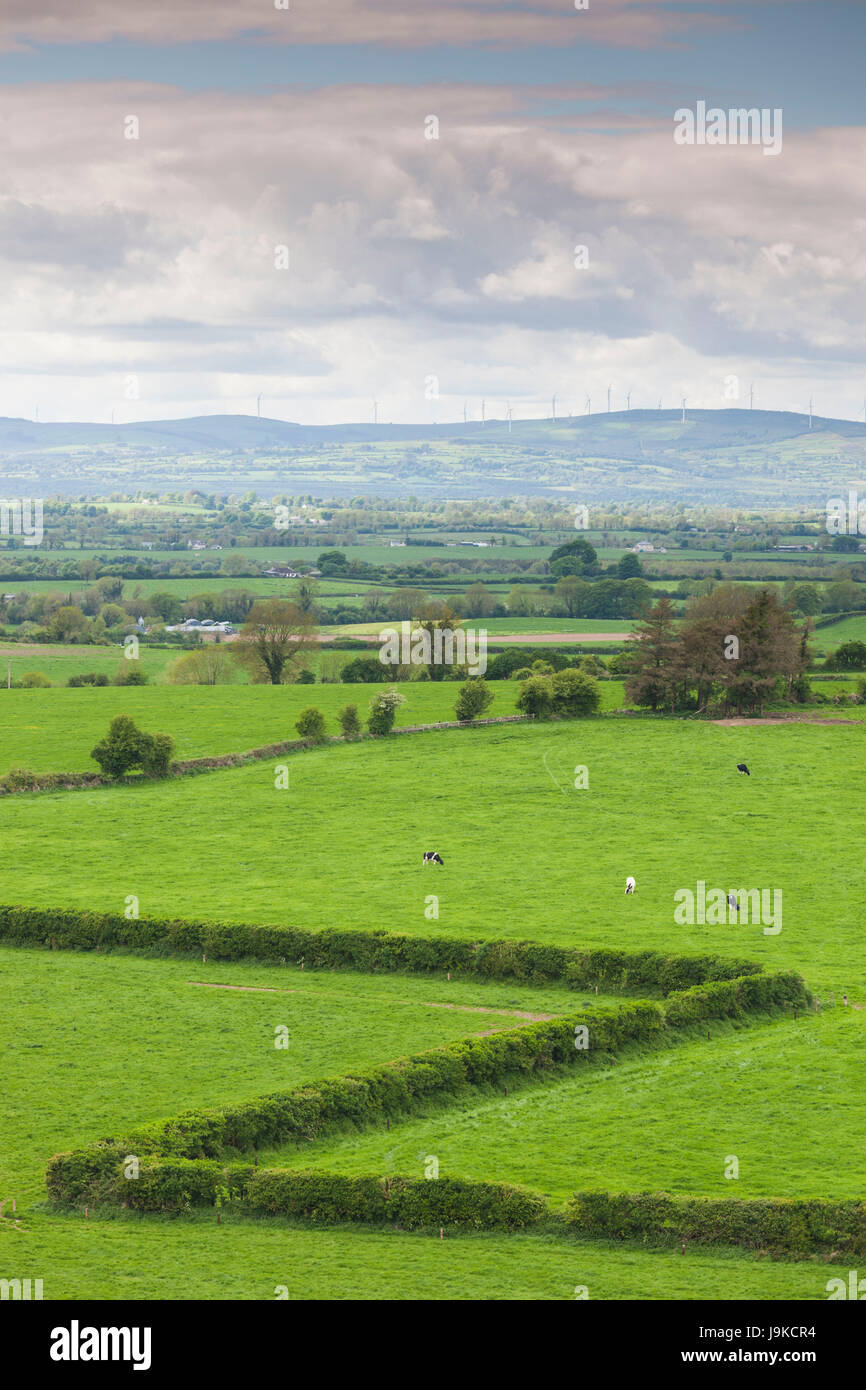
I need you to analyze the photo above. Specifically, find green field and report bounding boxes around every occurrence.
[2,698,862,1302]
[0,718,859,995]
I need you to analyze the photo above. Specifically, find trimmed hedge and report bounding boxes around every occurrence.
[0,903,763,994]
[244,1170,546,1230]
[662,971,812,1025]
[47,1000,664,1204]
[566,1191,866,1258]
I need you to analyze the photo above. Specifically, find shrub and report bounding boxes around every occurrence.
[295,707,327,742]
[368,687,406,735]
[550,667,600,717]
[90,715,175,779]
[514,676,553,718]
[454,677,494,722]
[21,671,52,688]
[337,703,361,738]
[114,666,149,686]
[296,669,316,684]
[67,672,110,687]
[342,656,387,683]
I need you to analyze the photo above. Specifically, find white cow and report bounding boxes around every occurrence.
[625,876,636,895]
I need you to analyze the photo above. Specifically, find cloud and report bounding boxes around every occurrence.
[0,0,760,53]
[0,77,861,423]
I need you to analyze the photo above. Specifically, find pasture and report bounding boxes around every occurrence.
[1,708,862,1301]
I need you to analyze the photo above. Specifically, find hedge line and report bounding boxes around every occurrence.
[46,999,665,1204]
[113,1162,546,1229]
[566,1191,866,1257]
[0,903,763,993]
[45,972,811,1208]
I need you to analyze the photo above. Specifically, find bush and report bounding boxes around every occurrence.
[67,672,110,687]
[337,703,361,738]
[90,715,175,779]
[454,677,494,722]
[368,687,406,735]
[514,676,554,718]
[295,707,327,742]
[342,656,387,683]
[114,666,149,686]
[21,671,52,688]
[550,667,600,717]
[296,669,316,684]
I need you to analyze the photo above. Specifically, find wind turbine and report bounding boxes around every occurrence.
[373,400,378,425]
[506,403,513,433]
[626,390,631,411]
[808,395,813,430]
[463,401,468,424]
[657,397,662,411]
[585,395,591,416]
[607,384,612,413]
[681,396,687,424]
[257,393,263,418]
[552,394,557,422]
[481,399,486,424]
[749,383,755,411]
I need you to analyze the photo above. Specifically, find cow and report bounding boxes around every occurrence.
[625,876,636,895]
[737,763,751,776]
[422,851,444,866]
[727,893,739,913]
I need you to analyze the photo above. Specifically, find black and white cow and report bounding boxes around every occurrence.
[625,875,636,895]
[422,851,444,866]
[726,893,739,913]
[737,763,751,776]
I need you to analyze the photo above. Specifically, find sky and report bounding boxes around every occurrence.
[0,0,864,427]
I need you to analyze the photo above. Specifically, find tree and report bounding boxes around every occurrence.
[792,583,821,617]
[515,676,554,718]
[368,687,406,734]
[550,667,600,716]
[342,656,387,683]
[625,598,679,711]
[463,582,496,618]
[48,605,88,643]
[454,677,494,722]
[337,704,361,737]
[233,598,317,685]
[825,640,866,671]
[91,715,174,779]
[617,553,642,579]
[549,536,597,577]
[554,576,590,618]
[295,707,327,742]
[21,671,52,688]
[167,647,238,685]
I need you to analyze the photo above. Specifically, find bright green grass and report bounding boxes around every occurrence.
[1,946,589,1206]
[0,682,624,773]
[0,719,859,994]
[261,1011,866,1206]
[1,1215,846,1301]
[0,642,180,685]
[0,947,852,1301]
[813,614,866,654]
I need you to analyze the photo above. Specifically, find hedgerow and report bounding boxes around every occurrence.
[0,904,765,993]
[566,1191,866,1257]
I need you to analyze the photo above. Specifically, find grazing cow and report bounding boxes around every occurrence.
[625,876,636,895]
[737,763,751,776]
[422,851,444,866]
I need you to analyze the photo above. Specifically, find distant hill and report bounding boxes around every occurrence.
[1,407,865,453]
[1,409,865,503]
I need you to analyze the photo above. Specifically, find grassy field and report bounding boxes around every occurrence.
[0,718,859,995]
[2,705,861,1302]
[0,681,625,773]
[0,946,856,1301]
[261,1009,866,1206]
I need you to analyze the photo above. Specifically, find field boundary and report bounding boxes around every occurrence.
[46,971,810,1209]
[0,903,764,992]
